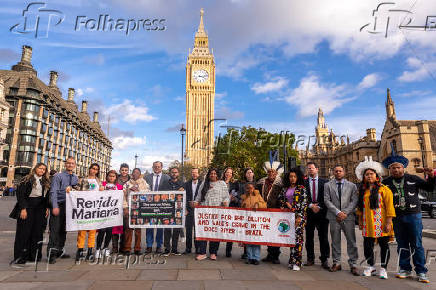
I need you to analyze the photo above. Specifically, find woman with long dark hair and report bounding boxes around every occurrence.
[194,168,229,261]
[10,163,50,266]
[279,168,307,271]
[355,158,395,279]
[75,163,103,262]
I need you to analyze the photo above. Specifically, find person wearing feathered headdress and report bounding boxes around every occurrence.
[355,156,395,279]
[257,151,284,264]
[381,143,435,283]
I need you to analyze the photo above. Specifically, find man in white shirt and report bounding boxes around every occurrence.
[144,161,170,253]
[183,168,202,254]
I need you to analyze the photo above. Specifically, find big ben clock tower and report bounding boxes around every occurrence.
[185,8,215,168]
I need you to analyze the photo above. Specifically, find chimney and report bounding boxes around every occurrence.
[49,71,58,87]
[81,100,88,113]
[21,45,32,63]
[67,88,75,101]
[93,112,99,122]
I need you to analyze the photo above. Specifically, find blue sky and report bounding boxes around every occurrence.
[1,0,435,171]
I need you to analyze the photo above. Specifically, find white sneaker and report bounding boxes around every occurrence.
[363,266,376,277]
[103,249,111,257]
[95,249,101,259]
[379,268,388,279]
[292,265,301,271]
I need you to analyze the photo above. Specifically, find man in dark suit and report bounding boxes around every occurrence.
[144,161,171,254]
[304,162,330,269]
[183,167,202,254]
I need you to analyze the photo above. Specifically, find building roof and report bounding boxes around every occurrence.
[0,68,111,148]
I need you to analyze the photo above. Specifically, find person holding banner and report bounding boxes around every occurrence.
[10,163,50,267]
[75,163,104,262]
[223,167,239,258]
[123,168,149,255]
[184,168,202,255]
[194,168,230,261]
[240,182,267,265]
[95,170,124,259]
[47,157,79,264]
[113,163,130,253]
[279,169,308,271]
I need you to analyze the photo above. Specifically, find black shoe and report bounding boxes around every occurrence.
[75,248,83,262]
[134,250,142,256]
[241,253,247,260]
[163,249,171,256]
[272,259,280,264]
[172,250,182,256]
[245,259,250,264]
[60,253,71,259]
[183,249,192,255]
[321,261,330,270]
[10,258,26,268]
[145,247,152,254]
[155,247,162,254]
[225,251,232,258]
[85,248,94,261]
[252,260,260,265]
[49,256,57,264]
[304,260,314,266]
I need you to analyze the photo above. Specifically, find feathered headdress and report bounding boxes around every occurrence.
[263,151,284,174]
[382,142,409,169]
[355,156,385,181]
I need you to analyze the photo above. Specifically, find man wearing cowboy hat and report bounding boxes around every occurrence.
[382,148,435,283]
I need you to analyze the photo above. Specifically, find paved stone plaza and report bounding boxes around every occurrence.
[0,197,434,290]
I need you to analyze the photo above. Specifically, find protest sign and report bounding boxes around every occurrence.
[129,191,185,228]
[66,190,123,231]
[195,206,295,247]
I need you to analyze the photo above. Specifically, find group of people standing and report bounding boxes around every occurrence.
[8,152,434,284]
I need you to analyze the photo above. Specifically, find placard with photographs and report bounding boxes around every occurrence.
[128,191,185,228]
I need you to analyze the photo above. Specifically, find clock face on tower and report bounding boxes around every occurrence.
[192,69,209,83]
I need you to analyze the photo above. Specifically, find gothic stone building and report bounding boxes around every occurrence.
[300,89,435,182]
[0,46,112,186]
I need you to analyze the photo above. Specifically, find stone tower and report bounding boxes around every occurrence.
[185,8,216,167]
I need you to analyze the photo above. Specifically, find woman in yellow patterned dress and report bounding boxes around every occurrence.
[355,157,395,280]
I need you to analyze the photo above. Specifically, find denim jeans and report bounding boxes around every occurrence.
[246,244,261,261]
[145,228,163,248]
[392,213,427,274]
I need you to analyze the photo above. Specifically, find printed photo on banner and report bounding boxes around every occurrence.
[195,206,295,247]
[129,191,185,228]
[66,190,124,231]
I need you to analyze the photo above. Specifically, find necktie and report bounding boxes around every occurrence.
[337,182,342,210]
[312,178,316,203]
[154,175,159,191]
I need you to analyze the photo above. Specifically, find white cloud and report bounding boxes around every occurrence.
[215,106,245,120]
[112,136,147,150]
[397,57,436,82]
[358,73,380,89]
[251,77,289,94]
[76,87,95,97]
[215,91,227,99]
[106,100,156,124]
[285,75,354,117]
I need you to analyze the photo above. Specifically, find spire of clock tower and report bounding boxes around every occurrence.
[193,8,209,51]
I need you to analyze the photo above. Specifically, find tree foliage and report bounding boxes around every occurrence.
[209,126,299,180]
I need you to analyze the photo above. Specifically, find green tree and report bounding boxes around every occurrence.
[210,126,299,180]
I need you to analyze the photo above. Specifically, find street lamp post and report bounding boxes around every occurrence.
[134,154,138,169]
[180,124,186,180]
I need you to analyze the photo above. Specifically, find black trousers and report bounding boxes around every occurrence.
[47,202,67,257]
[185,214,198,252]
[266,246,281,260]
[305,215,330,262]
[96,227,112,249]
[164,228,181,251]
[363,236,390,268]
[14,201,46,261]
[198,241,219,255]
